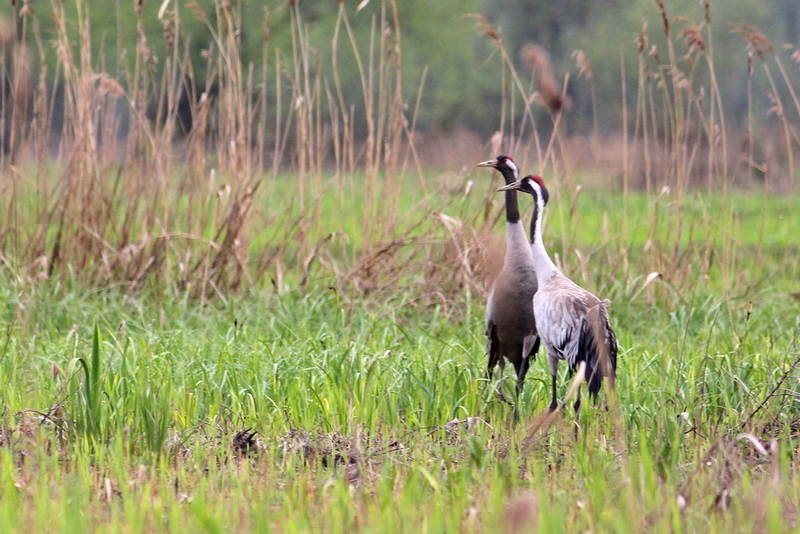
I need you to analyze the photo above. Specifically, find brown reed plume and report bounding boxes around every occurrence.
[521,44,566,113]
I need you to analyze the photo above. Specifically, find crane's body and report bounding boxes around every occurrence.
[485,219,538,392]
[498,175,617,413]
[476,156,540,414]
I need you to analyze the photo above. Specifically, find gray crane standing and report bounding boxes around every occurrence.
[476,155,541,417]
[498,175,617,414]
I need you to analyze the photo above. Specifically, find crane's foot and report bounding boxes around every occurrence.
[495,388,514,406]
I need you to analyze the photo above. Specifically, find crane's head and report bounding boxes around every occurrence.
[475,155,519,181]
[496,174,549,205]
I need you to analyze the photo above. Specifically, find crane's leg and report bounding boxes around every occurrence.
[493,360,514,406]
[514,357,530,400]
[572,386,583,440]
[549,374,558,412]
[486,325,500,381]
[510,357,531,424]
[516,335,538,400]
[548,354,559,412]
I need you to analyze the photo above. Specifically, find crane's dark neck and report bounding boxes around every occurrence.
[528,198,538,244]
[498,164,521,224]
[529,190,545,245]
[504,190,521,224]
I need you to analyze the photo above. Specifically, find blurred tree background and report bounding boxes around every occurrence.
[4,0,799,138]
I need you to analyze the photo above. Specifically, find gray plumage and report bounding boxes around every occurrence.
[498,175,617,413]
[485,226,539,395]
[476,156,540,413]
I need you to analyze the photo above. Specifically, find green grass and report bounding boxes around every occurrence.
[1,186,799,533]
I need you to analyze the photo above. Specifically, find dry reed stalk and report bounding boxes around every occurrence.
[729,26,800,192]
[466,14,544,166]
[382,0,406,234]
[521,44,566,113]
[182,0,262,297]
[572,49,599,145]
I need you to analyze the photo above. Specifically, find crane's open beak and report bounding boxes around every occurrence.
[496,181,522,192]
[475,159,497,168]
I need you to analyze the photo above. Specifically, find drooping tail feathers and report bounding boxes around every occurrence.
[581,302,618,397]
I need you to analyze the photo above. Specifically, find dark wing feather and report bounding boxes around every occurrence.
[580,303,618,397]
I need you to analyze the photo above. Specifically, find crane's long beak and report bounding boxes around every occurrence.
[496,181,522,192]
[475,159,497,168]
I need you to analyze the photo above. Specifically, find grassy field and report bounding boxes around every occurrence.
[1,180,798,533]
